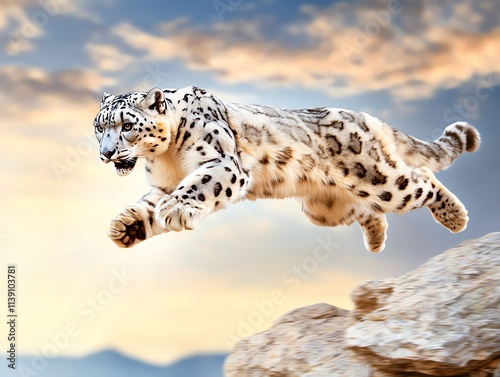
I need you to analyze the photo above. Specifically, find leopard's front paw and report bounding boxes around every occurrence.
[155,195,205,232]
[107,207,147,248]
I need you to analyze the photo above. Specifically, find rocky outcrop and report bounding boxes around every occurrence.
[225,233,500,377]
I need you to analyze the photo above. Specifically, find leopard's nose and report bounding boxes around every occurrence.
[100,148,116,160]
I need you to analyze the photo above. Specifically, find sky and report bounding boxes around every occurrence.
[0,0,499,369]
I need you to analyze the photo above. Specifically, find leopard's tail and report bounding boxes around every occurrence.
[396,122,481,172]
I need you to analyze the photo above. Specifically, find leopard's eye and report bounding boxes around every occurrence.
[95,124,103,133]
[122,122,134,132]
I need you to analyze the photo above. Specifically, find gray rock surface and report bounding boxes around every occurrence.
[225,233,500,377]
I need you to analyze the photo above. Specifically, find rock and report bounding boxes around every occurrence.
[347,232,500,375]
[224,233,500,377]
[225,303,372,377]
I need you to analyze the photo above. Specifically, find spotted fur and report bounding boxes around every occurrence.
[93,86,480,252]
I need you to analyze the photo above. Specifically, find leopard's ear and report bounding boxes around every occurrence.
[100,91,115,109]
[139,88,166,114]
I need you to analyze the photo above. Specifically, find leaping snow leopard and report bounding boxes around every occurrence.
[93,86,480,252]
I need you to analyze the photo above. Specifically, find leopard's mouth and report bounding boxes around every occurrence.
[113,158,138,176]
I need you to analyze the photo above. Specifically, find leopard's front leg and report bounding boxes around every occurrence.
[155,156,248,232]
[155,120,249,232]
[107,188,168,247]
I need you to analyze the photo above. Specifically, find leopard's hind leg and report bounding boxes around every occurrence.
[388,166,468,233]
[420,168,469,233]
[357,213,388,253]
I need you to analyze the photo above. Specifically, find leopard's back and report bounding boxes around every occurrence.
[226,101,479,251]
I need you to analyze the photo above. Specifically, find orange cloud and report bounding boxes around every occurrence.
[112,1,500,101]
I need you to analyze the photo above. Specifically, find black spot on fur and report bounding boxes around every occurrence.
[201,175,212,184]
[358,191,369,197]
[326,135,342,156]
[465,127,479,152]
[368,146,380,162]
[231,174,237,184]
[371,168,387,185]
[379,191,392,202]
[435,190,443,202]
[352,162,367,178]
[348,132,362,154]
[260,155,270,165]
[443,130,464,152]
[339,110,355,122]
[357,119,369,132]
[381,148,397,169]
[178,116,187,130]
[179,131,191,148]
[144,199,155,207]
[226,187,232,197]
[214,140,224,156]
[398,194,412,210]
[240,178,245,187]
[396,175,409,190]
[330,120,344,130]
[338,162,349,176]
[213,182,222,197]
[204,133,213,144]
[198,193,205,202]
[275,147,293,165]
[415,188,423,199]
[325,197,335,208]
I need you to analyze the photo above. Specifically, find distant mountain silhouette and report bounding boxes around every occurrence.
[17,350,227,377]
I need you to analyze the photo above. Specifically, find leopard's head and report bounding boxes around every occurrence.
[93,88,171,176]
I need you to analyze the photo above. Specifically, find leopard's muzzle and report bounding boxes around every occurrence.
[113,158,138,176]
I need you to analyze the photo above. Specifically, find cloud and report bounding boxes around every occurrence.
[1,1,42,55]
[56,0,102,23]
[0,64,114,197]
[112,0,500,101]
[86,43,135,72]
[0,66,114,265]
[2,0,101,55]
[0,65,114,128]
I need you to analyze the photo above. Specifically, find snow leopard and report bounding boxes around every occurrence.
[93,86,480,252]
